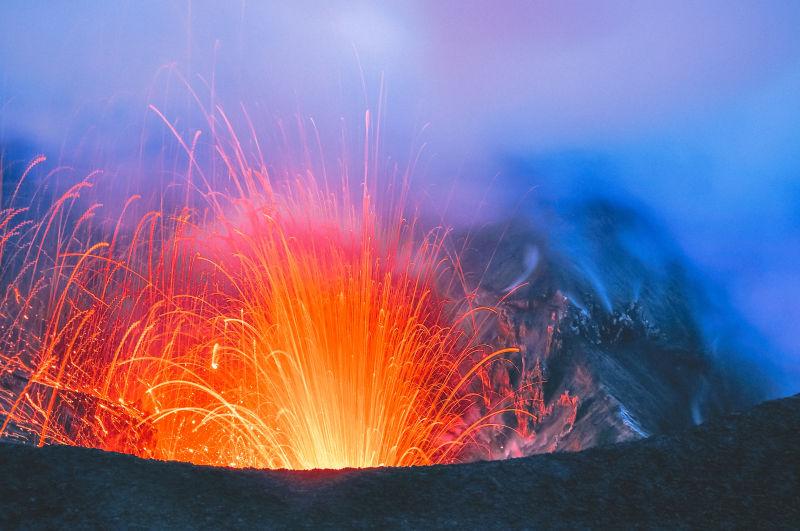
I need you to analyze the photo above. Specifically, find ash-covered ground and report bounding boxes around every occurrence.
[1,393,797,529]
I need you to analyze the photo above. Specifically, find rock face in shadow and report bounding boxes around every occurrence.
[453,197,773,457]
[1,393,798,529]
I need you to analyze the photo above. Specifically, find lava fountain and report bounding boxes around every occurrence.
[0,105,570,469]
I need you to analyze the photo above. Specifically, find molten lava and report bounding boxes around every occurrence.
[0,108,572,469]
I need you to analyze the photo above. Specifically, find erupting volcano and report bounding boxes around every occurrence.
[0,106,575,470]
[1,3,796,527]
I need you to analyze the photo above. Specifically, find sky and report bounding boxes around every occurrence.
[1,1,799,390]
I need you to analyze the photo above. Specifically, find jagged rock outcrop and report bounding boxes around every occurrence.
[455,197,771,456]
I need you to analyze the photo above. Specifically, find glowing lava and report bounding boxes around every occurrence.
[0,108,568,469]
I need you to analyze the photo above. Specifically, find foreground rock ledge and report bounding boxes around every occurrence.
[1,394,798,529]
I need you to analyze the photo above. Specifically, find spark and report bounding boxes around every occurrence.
[0,106,575,469]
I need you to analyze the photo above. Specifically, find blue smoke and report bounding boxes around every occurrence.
[1,1,798,394]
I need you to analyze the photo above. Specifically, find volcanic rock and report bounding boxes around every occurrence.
[1,392,797,528]
[454,197,773,456]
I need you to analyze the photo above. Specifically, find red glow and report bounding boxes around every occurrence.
[0,107,576,469]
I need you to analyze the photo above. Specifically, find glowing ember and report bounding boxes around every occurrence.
[0,107,572,469]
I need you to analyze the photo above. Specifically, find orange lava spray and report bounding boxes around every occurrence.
[0,106,532,469]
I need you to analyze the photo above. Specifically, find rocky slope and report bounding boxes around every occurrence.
[1,393,797,529]
[454,197,774,457]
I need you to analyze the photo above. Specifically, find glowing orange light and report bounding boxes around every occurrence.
[0,106,572,469]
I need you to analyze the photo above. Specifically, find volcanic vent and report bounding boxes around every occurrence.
[0,110,582,470]
[0,100,766,469]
